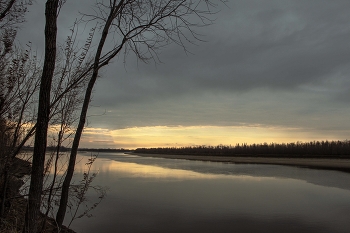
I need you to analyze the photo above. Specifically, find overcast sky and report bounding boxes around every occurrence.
[18,0,350,148]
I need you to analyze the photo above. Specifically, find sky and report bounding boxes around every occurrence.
[17,0,350,149]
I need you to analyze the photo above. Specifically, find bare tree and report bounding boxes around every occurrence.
[23,1,60,232]
[56,0,223,228]
[22,3,97,231]
[0,44,41,221]
[0,0,40,224]
[0,0,96,231]
[1,0,224,231]
[40,87,82,232]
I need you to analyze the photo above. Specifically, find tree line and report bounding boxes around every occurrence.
[135,140,350,158]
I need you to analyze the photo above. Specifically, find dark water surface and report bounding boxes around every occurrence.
[68,152,350,233]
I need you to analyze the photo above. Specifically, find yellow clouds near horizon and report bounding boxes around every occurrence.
[78,125,330,149]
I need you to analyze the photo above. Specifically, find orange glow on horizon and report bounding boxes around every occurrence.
[78,125,339,149]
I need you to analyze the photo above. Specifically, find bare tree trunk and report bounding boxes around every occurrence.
[41,130,62,232]
[23,1,59,232]
[0,164,9,219]
[55,8,117,227]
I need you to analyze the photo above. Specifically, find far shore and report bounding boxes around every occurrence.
[132,153,350,173]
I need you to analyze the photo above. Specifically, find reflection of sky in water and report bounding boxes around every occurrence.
[92,160,272,181]
[70,153,350,233]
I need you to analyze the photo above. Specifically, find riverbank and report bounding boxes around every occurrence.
[132,153,350,173]
[0,158,75,233]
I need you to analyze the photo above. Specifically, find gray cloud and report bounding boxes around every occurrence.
[90,0,350,104]
[16,0,350,141]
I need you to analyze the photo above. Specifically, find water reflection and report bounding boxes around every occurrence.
[88,152,350,191]
[92,160,273,181]
[69,153,350,233]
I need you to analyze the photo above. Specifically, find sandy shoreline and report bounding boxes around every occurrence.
[132,153,350,173]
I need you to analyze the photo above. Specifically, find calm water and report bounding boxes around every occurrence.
[68,152,350,233]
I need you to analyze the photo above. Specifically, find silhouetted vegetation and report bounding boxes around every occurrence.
[1,1,225,232]
[135,140,350,158]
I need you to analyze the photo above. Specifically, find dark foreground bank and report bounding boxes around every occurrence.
[0,158,75,233]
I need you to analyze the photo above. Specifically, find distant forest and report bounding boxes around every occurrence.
[135,140,350,158]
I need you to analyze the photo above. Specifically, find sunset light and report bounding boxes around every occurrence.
[79,125,338,149]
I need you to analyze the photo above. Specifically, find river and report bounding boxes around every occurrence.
[67,152,350,233]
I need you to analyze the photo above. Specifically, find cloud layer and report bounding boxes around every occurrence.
[18,0,350,147]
